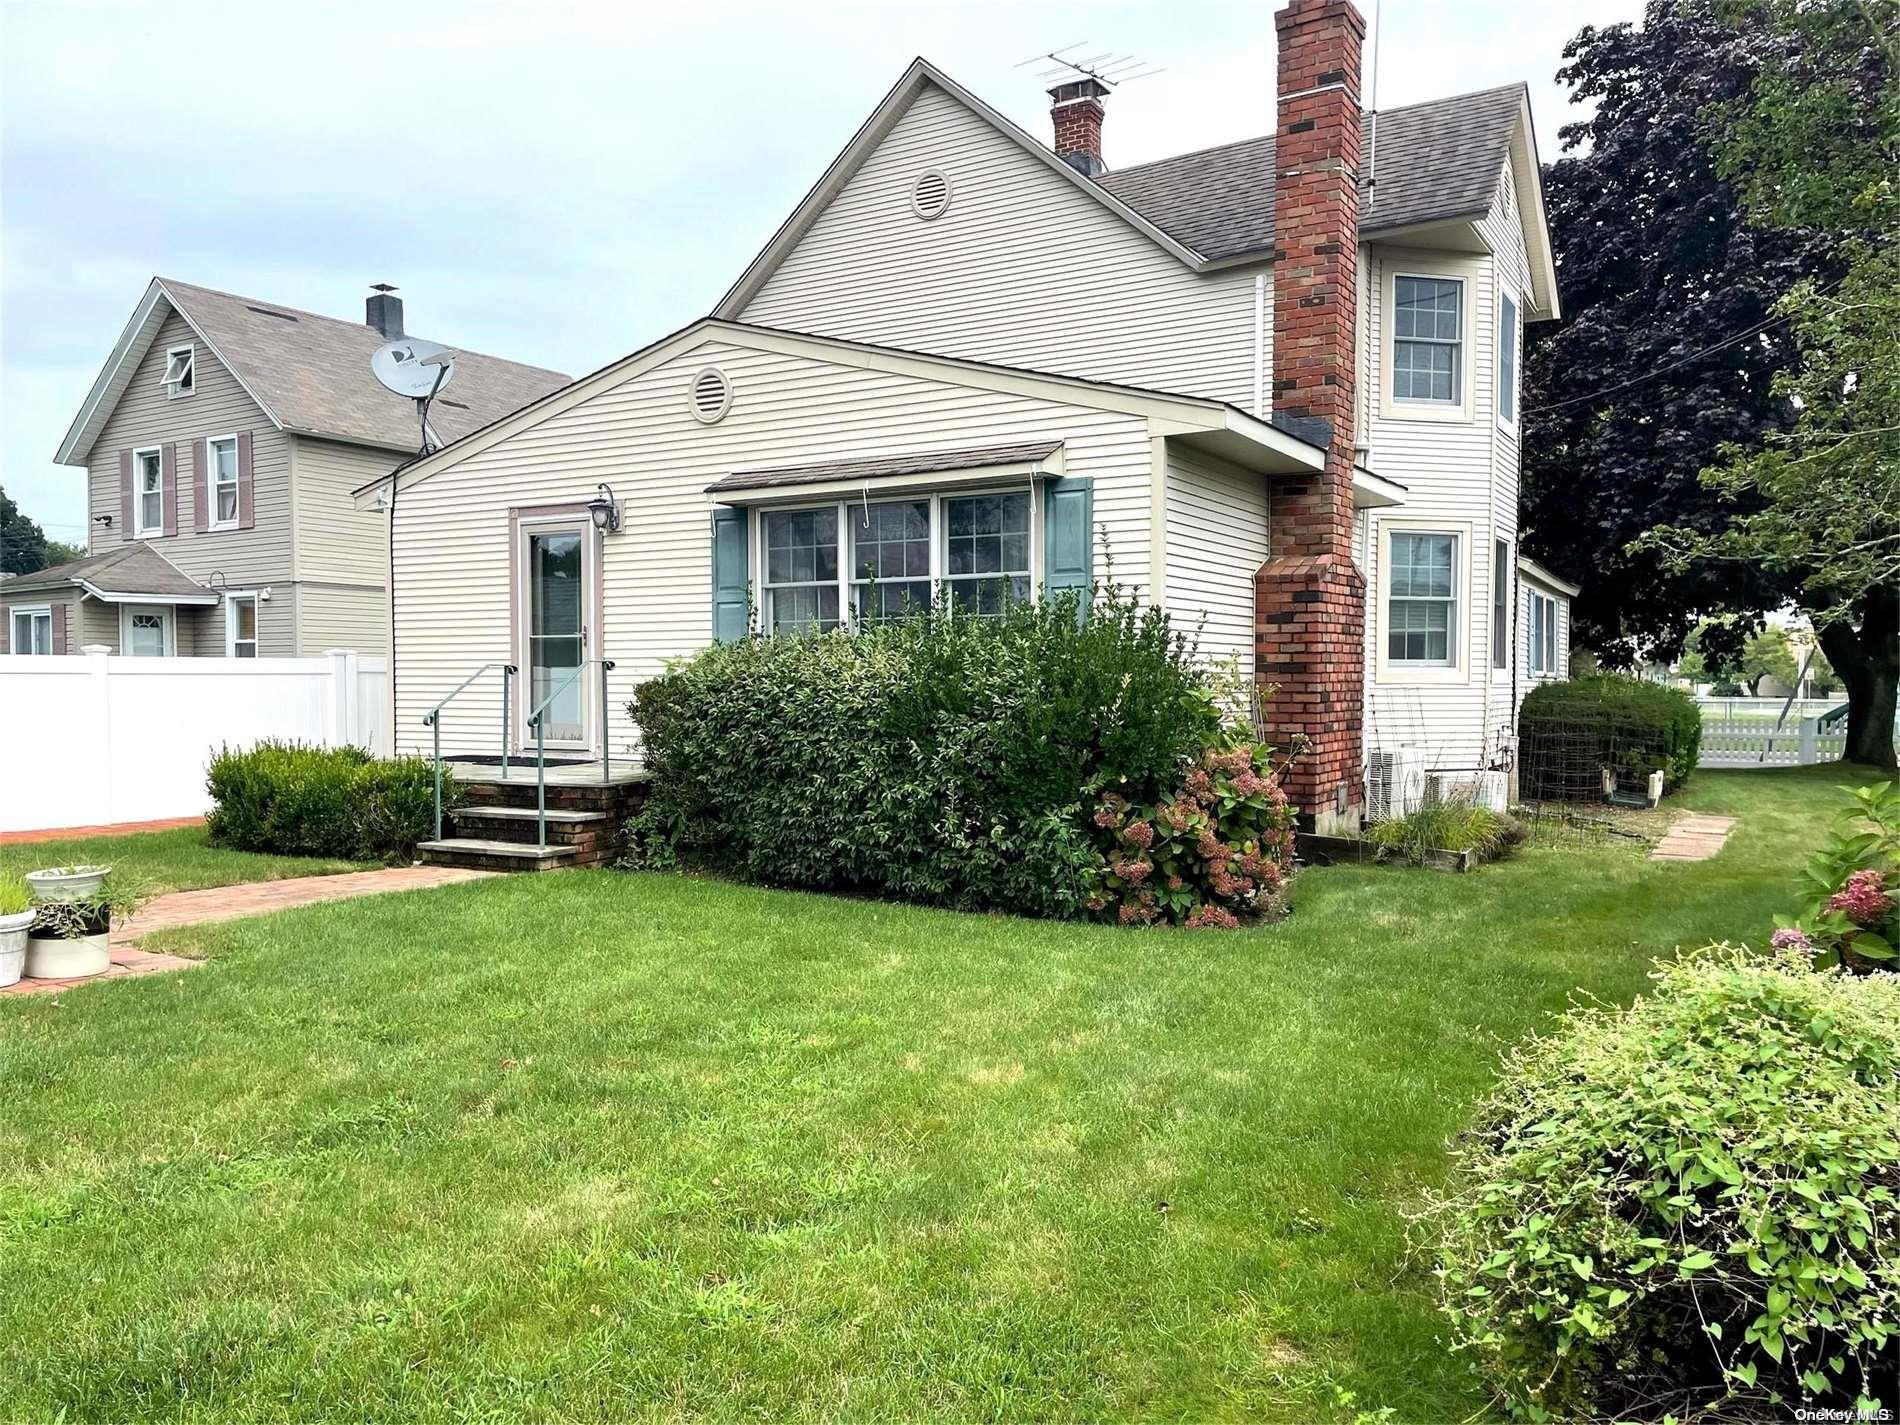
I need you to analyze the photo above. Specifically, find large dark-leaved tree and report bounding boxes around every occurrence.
[1520,0,1834,674]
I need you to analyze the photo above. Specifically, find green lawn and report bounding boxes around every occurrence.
[0,765,1877,1423]
[0,825,371,895]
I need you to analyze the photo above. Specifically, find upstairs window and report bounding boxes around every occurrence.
[209,435,240,528]
[1498,292,1519,426]
[162,344,194,399]
[1388,530,1458,665]
[133,446,163,536]
[1392,276,1463,404]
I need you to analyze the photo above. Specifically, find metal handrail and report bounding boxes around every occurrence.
[525,657,617,848]
[420,662,516,842]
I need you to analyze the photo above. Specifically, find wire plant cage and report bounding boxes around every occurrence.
[1517,713,1672,805]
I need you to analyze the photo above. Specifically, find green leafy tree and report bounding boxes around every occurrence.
[1,485,51,576]
[1641,0,1899,767]
[1740,625,1799,695]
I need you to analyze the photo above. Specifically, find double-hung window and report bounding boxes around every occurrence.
[1498,292,1519,426]
[9,605,52,655]
[208,435,240,528]
[226,593,259,658]
[133,446,163,536]
[762,507,841,634]
[1392,275,1463,405]
[1387,531,1458,665]
[162,344,194,399]
[1529,591,1557,675]
[1492,539,1510,670]
[758,488,1034,635]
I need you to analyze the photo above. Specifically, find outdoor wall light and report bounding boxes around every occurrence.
[588,482,622,534]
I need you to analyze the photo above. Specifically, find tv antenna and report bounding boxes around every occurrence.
[1015,43,1164,89]
[371,335,457,455]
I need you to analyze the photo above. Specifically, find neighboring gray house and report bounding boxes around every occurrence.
[2,279,567,658]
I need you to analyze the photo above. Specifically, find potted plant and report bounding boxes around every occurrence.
[23,866,145,980]
[0,871,32,988]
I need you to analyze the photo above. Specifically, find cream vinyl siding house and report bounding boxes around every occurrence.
[368,322,1322,762]
[33,278,567,660]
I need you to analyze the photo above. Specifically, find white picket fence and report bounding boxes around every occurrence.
[1700,717,1848,768]
[0,646,387,834]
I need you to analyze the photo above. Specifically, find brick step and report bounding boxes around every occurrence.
[451,806,614,849]
[458,780,637,814]
[417,838,579,873]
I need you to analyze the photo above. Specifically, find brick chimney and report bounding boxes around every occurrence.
[1049,77,1110,176]
[1255,0,1367,834]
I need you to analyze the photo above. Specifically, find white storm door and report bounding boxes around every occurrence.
[517,519,594,749]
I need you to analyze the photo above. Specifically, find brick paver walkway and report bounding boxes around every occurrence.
[0,815,204,845]
[1649,814,1738,862]
[2,865,492,998]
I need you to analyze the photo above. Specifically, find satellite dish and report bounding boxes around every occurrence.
[371,337,457,399]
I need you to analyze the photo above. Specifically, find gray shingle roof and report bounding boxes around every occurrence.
[160,280,573,451]
[708,440,1063,494]
[1095,84,1524,263]
[2,542,210,599]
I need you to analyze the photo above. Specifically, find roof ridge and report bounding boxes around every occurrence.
[156,277,570,379]
[1099,81,1526,183]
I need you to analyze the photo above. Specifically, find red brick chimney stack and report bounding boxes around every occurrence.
[1049,77,1111,177]
[1255,0,1367,833]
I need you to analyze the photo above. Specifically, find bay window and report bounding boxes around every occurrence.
[757,487,1036,634]
[1392,275,1463,405]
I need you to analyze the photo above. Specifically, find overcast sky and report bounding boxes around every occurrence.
[0,0,1642,542]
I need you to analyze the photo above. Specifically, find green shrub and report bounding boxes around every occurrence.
[206,741,455,864]
[628,589,1238,920]
[1520,674,1703,796]
[1429,944,1900,1419]
[1366,799,1522,864]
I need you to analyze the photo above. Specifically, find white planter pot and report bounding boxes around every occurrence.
[26,865,111,903]
[0,909,32,988]
[24,931,110,980]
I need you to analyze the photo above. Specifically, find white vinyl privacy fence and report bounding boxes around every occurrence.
[1700,717,1849,768]
[0,647,387,833]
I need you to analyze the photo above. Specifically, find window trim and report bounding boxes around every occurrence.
[1375,518,1472,685]
[224,590,260,658]
[1492,538,1511,673]
[161,343,195,399]
[750,482,1042,635]
[119,603,175,657]
[131,444,164,537]
[1497,290,1520,433]
[1528,589,1559,676]
[9,603,53,656]
[206,432,241,530]
[1379,261,1477,425]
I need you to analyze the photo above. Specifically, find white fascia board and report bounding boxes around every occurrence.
[1516,556,1580,597]
[1511,92,1562,322]
[1352,464,1407,509]
[77,582,219,606]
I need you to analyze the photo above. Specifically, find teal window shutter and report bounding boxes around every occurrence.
[711,507,750,642]
[1042,476,1094,622]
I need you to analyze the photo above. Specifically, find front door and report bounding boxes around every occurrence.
[518,520,592,750]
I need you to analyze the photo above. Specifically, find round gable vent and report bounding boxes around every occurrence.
[911,168,952,221]
[689,366,733,424]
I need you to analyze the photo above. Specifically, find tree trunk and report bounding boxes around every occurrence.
[1814,584,1900,771]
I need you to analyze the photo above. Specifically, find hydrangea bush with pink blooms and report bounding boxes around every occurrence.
[1787,780,1900,973]
[1087,738,1297,928]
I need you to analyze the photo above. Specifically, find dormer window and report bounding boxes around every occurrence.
[162,344,194,399]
